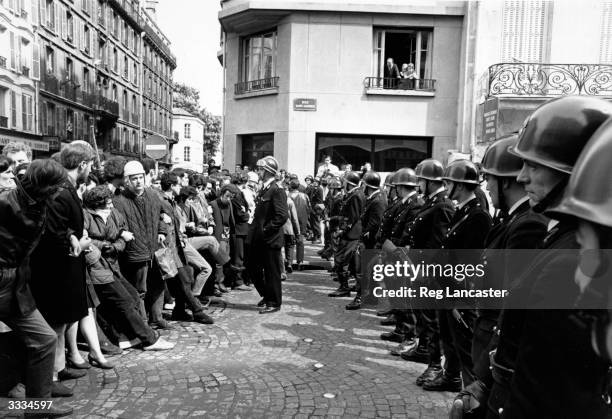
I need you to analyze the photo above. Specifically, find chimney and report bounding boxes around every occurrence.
[144,0,158,19]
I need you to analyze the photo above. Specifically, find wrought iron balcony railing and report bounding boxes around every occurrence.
[485,63,612,97]
[364,77,436,91]
[234,76,279,95]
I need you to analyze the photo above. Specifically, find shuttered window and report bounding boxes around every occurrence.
[601,2,612,63]
[501,0,551,62]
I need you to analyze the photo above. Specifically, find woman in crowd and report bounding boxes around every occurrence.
[0,156,16,191]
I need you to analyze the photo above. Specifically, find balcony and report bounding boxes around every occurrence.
[0,56,6,69]
[234,76,279,96]
[0,116,7,128]
[364,77,436,96]
[95,96,120,117]
[42,73,60,95]
[483,63,612,98]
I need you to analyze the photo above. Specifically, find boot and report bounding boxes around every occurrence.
[400,338,430,364]
[380,314,397,326]
[389,338,417,356]
[422,371,462,392]
[416,364,443,386]
[345,295,362,310]
[328,273,351,297]
[377,309,394,317]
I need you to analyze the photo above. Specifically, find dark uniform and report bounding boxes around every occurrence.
[248,179,289,309]
[433,197,492,390]
[306,184,323,241]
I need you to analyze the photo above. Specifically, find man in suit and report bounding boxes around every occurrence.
[383,58,401,89]
[247,156,288,314]
[449,135,547,418]
[493,97,612,418]
[423,160,492,393]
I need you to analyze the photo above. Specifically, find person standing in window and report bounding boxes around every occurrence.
[316,155,340,178]
[383,58,400,89]
[400,63,419,89]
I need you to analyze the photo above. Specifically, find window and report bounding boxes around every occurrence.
[600,2,612,63]
[97,0,104,26]
[44,102,56,135]
[45,0,55,30]
[133,62,138,84]
[123,55,128,79]
[132,94,137,113]
[123,89,128,111]
[113,48,118,72]
[66,109,74,141]
[501,1,551,62]
[240,133,274,168]
[241,30,277,82]
[123,128,128,152]
[184,146,191,162]
[21,94,33,131]
[111,83,117,101]
[316,133,431,172]
[82,67,90,92]
[132,130,137,153]
[65,57,73,81]
[84,25,91,53]
[45,46,55,74]
[372,28,433,82]
[184,123,191,139]
[10,91,17,128]
[66,11,74,43]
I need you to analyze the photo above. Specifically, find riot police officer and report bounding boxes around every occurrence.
[423,160,492,392]
[247,156,289,314]
[495,96,612,418]
[392,159,454,386]
[345,171,386,310]
[377,169,425,345]
[449,135,547,418]
[329,171,365,297]
[547,117,612,364]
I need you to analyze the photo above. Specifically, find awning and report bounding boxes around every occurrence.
[0,131,49,152]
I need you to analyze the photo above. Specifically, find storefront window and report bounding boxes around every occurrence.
[241,133,274,168]
[316,134,431,172]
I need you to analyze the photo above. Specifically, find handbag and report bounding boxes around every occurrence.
[154,245,178,280]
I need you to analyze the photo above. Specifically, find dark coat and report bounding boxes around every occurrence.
[471,199,547,387]
[441,197,492,251]
[501,221,611,418]
[289,190,310,234]
[403,190,455,249]
[0,185,46,318]
[231,189,250,236]
[30,180,88,325]
[391,193,425,246]
[247,182,288,249]
[339,188,365,241]
[210,199,235,242]
[384,63,401,79]
[375,198,402,247]
[112,187,168,264]
[360,190,386,249]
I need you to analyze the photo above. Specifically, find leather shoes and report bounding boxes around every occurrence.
[193,310,214,324]
[256,298,266,307]
[389,339,417,356]
[423,372,462,392]
[51,382,74,397]
[67,358,91,369]
[88,355,115,370]
[400,345,429,364]
[58,368,87,381]
[149,319,174,330]
[100,341,122,355]
[259,306,280,314]
[377,309,394,317]
[345,296,362,310]
[171,310,193,321]
[328,286,350,297]
[380,331,405,343]
[380,314,397,326]
[24,402,73,417]
[416,364,443,386]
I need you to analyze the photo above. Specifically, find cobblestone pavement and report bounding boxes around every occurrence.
[3,245,454,418]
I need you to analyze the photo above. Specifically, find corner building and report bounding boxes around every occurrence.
[219,0,468,177]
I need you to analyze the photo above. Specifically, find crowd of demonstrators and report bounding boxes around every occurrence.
[314,96,612,417]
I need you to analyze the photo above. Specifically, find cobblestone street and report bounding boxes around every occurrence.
[4,246,453,418]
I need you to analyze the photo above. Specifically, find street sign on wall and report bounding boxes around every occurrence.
[293,98,317,111]
[482,97,499,143]
[144,134,169,160]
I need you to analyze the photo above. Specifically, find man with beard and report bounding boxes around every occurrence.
[0,159,74,417]
[112,161,170,329]
[30,141,95,396]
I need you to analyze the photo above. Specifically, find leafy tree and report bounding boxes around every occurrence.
[173,82,222,160]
